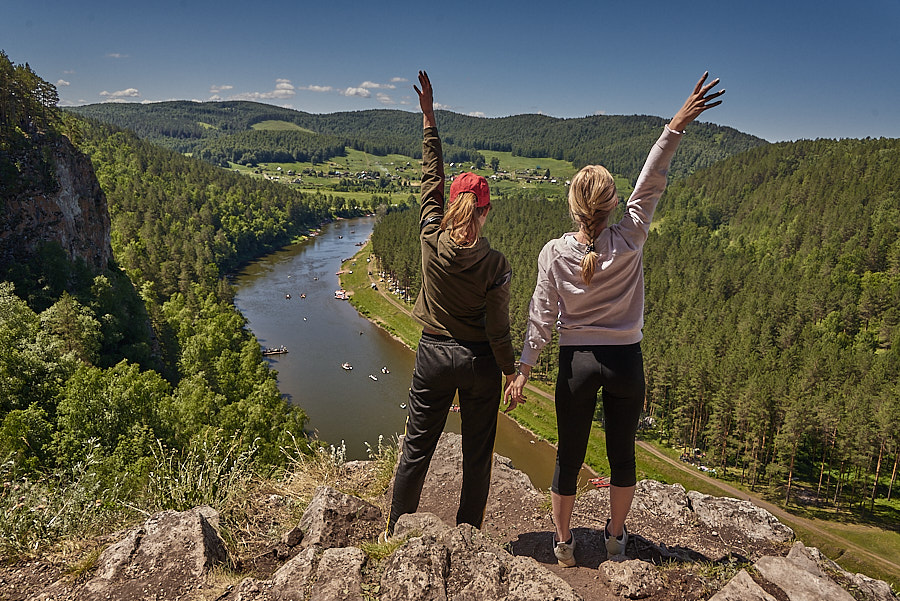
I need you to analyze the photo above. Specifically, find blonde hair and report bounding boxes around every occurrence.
[441,192,490,246]
[568,165,618,284]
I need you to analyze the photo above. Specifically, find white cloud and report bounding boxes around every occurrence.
[63,69,75,75]
[376,93,394,105]
[593,110,606,116]
[434,102,452,110]
[210,84,233,94]
[391,77,408,83]
[105,53,128,59]
[229,79,297,101]
[360,80,396,90]
[100,88,141,101]
[56,79,70,87]
[301,85,334,93]
[209,95,223,101]
[468,111,486,118]
[275,79,295,91]
[342,87,371,98]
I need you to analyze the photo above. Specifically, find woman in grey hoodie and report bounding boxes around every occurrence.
[505,73,724,566]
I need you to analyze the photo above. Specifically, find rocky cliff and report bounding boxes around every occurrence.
[17,433,897,601]
[0,134,111,272]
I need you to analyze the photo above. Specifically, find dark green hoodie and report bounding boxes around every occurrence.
[412,127,515,375]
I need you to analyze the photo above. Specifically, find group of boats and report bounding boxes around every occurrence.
[340,362,390,382]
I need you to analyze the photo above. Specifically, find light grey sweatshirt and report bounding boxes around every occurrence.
[519,126,682,367]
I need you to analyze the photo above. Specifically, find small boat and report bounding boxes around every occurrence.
[300,293,306,299]
[449,405,460,413]
[338,235,343,239]
[589,476,610,488]
[381,366,390,374]
[369,374,378,381]
[262,346,288,356]
[285,293,291,299]
[341,362,353,370]
[334,290,348,300]
[400,403,407,409]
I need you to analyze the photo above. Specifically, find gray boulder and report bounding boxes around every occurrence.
[686,490,794,543]
[708,569,777,601]
[310,547,367,601]
[79,506,227,601]
[380,519,582,601]
[600,558,664,599]
[298,485,383,549]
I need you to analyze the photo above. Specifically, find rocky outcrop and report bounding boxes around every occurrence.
[381,516,582,601]
[297,485,383,549]
[34,505,227,601]
[1,135,111,271]
[30,433,898,601]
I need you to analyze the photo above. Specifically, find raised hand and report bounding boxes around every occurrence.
[668,72,724,132]
[414,70,436,129]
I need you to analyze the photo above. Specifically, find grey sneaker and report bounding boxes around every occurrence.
[553,533,576,567]
[603,519,628,556]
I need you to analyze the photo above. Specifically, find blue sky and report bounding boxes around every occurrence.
[3,0,899,142]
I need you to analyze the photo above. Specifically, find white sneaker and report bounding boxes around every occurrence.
[603,519,628,556]
[553,533,576,567]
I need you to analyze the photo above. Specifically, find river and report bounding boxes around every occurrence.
[233,216,591,490]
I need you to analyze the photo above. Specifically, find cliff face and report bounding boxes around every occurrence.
[0,134,112,272]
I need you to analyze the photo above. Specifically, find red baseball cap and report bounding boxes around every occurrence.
[449,172,490,208]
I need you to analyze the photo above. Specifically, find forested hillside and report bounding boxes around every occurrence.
[74,119,341,298]
[1,54,337,554]
[68,100,765,181]
[643,137,900,506]
[373,136,900,513]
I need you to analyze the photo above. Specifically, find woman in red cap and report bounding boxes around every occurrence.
[385,71,516,537]
[506,73,724,566]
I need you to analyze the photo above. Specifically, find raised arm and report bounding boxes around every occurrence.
[415,70,445,228]
[414,70,436,129]
[668,71,724,132]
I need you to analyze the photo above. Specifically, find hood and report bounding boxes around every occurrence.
[435,232,491,273]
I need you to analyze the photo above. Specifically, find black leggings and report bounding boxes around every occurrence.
[552,343,645,496]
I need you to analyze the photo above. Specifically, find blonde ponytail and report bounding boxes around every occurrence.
[568,165,618,284]
[441,192,489,246]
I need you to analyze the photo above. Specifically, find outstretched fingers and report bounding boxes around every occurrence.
[669,71,725,130]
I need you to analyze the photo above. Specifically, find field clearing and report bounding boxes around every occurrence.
[250,119,316,133]
[477,150,575,179]
[226,144,685,213]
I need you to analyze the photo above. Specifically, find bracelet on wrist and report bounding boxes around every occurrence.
[516,369,529,380]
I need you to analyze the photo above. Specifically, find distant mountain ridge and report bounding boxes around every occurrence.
[67,100,767,181]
